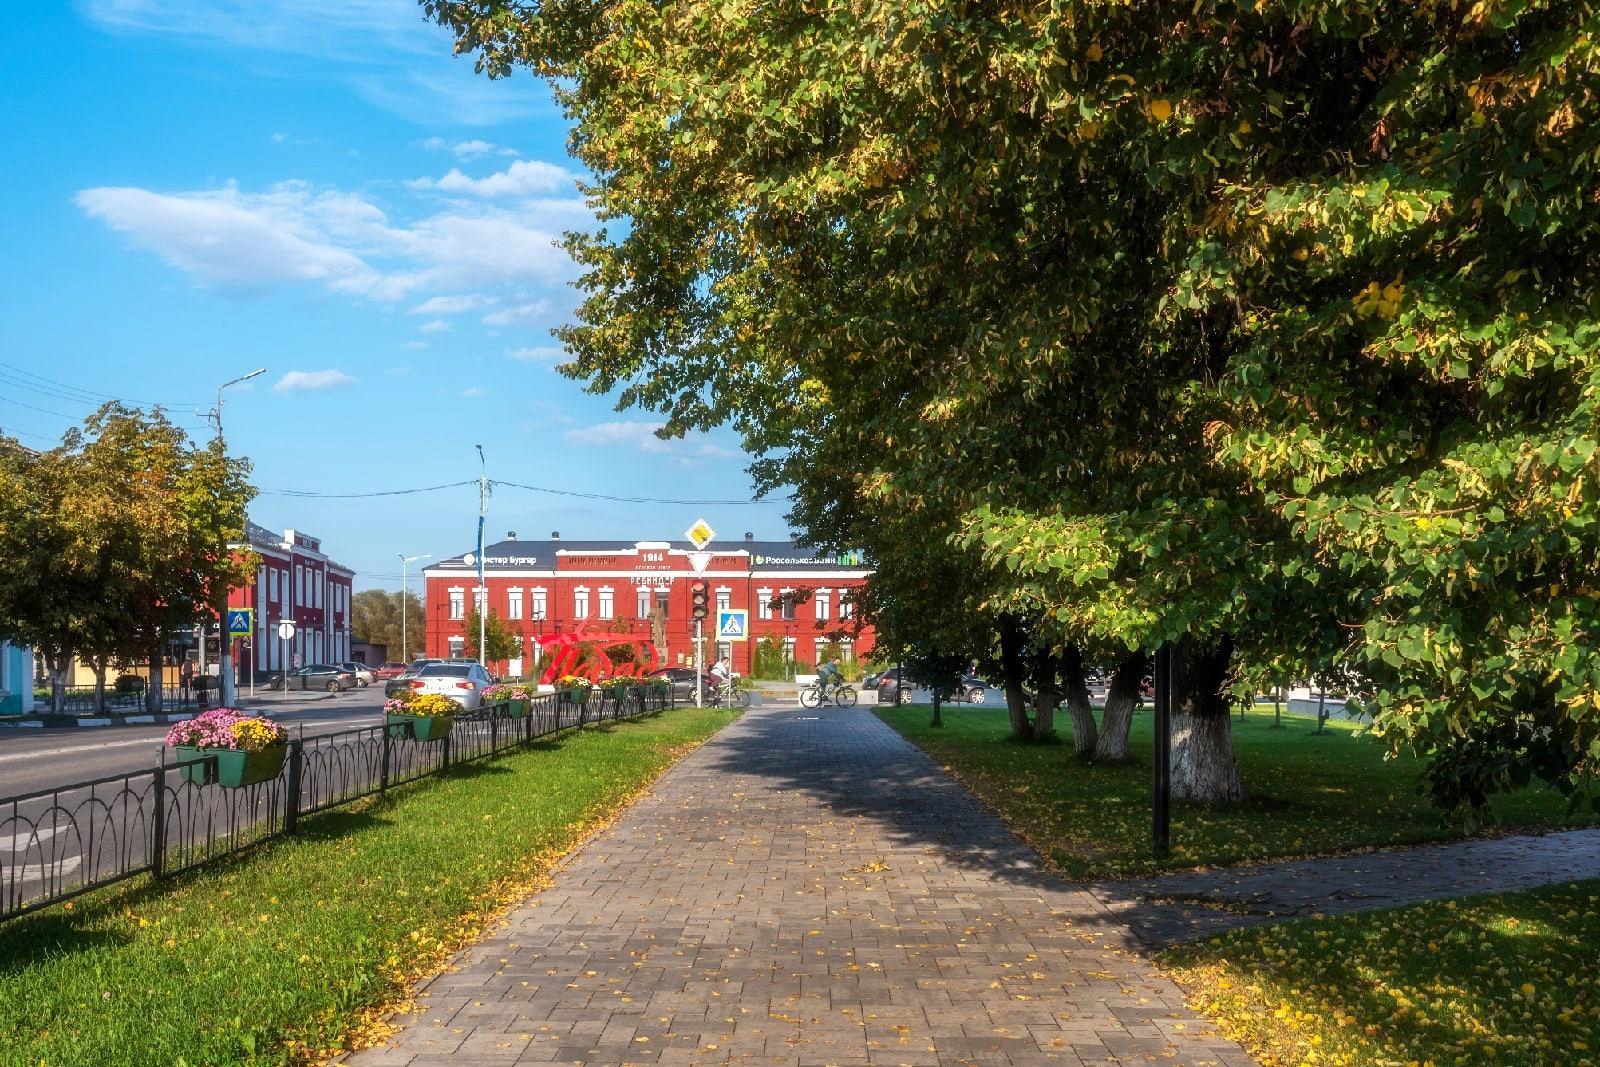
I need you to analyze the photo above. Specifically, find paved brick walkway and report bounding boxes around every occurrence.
[348,702,1249,1065]
[1091,827,1600,945]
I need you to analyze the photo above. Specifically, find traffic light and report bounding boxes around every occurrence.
[690,579,709,621]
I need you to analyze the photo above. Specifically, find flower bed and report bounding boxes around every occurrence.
[383,692,456,742]
[556,676,592,705]
[481,683,533,719]
[165,708,289,788]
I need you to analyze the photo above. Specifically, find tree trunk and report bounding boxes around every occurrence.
[1170,636,1246,804]
[998,616,1031,739]
[1093,652,1147,763]
[930,692,943,728]
[1059,646,1094,754]
[92,658,107,713]
[146,642,163,715]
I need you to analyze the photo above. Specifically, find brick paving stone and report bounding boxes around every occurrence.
[347,702,1248,1066]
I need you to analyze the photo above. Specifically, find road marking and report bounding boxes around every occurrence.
[2,825,66,849]
[0,736,163,763]
[13,855,82,879]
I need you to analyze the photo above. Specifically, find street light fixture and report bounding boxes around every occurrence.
[399,553,431,663]
[211,368,265,707]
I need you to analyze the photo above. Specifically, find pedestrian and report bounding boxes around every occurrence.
[179,658,194,702]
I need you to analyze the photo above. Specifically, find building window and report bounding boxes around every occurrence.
[508,588,523,619]
[839,592,854,620]
[598,587,614,620]
[782,636,796,663]
[780,589,796,621]
[637,588,651,618]
[757,588,774,621]
[449,589,465,620]
[296,565,305,605]
[814,588,831,621]
[654,589,670,618]
[717,642,732,664]
[448,636,465,659]
[716,587,731,613]
[474,587,486,614]
[531,587,547,619]
[315,573,324,609]
[841,639,854,662]
[574,588,590,620]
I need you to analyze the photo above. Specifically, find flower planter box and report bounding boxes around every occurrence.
[174,745,287,788]
[505,698,529,720]
[386,713,454,742]
[558,689,591,706]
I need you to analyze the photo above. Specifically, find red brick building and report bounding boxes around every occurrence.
[422,534,874,677]
[227,522,356,678]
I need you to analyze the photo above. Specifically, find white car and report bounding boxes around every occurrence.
[401,661,494,710]
[338,661,376,687]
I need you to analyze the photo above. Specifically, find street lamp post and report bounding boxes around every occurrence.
[210,367,265,707]
[399,553,431,663]
[475,445,488,671]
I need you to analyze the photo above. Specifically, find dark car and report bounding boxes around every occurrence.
[385,658,446,698]
[373,661,409,680]
[270,664,356,692]
[645,667,722,702]
[877,669,987,706]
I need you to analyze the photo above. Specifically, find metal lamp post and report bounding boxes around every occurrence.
[210,367,265,707]
[475,445,488,670]
[399,553,430,663]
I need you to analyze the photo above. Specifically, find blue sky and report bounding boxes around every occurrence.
[0,1,792,589]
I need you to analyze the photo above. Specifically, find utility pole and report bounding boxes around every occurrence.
[209,368,265,707]
[399,553,431,663]
[475,445,488,670]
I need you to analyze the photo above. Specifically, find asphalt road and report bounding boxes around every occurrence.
[0,687,390,800]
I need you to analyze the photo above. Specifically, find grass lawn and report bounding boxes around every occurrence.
[1163,879,1600,1067]
[876,705,1594,878]
[0,706,737,1066]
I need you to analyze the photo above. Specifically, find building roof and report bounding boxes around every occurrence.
[426,538,868,574]
[237,520,355,575]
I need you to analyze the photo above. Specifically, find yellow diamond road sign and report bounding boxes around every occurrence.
[685,518,716,550]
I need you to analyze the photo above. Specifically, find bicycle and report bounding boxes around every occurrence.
[799,682,858,708]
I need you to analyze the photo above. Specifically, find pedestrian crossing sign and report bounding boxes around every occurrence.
[226,609,253,637]
[715,609,749,642]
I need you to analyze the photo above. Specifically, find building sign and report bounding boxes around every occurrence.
[752,549,867,568]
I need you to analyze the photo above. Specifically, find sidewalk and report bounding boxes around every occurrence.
[1090,826,1600,946]
[349,702,1247,1065]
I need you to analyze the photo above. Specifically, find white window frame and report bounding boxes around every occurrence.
[598,586,615,620]
[508,588,524,620]
[814,588,831,621]
[779,587,796,621]
[715,587,731,613]
[757,588,774,621]
[448,588,465,621]
[637,588,651,618]
[574,587,590,620]
[531,587,547,620]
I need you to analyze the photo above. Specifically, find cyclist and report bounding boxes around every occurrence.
[816,656,844,702]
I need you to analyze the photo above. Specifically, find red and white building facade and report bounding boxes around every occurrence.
[422,534,875,676]
[227,522,355,677]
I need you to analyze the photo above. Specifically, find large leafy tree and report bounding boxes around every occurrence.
[352,589,426,663]
[428,0,1600,809]
[462,606,523,668]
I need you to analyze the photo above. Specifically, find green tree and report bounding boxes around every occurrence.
[462,606,522,668]
[428,0,1600,809]
[352,589,426,663]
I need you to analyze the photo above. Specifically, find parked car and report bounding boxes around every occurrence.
[373,661,409,680]
[862,668,891,690]
[876,669,987,706]
[384,658,445,698]
[399,661,494,710]
[338,662,375,687]
[645,667,721,702]
[270,664,356,692]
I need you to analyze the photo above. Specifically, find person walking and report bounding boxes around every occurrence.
[179,658,194,704]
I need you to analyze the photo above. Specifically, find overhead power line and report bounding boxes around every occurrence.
[258,480,479,499]
[257,478,772,506]
[0,359,204,410]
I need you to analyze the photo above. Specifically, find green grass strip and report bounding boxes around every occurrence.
[1163,879,1600,1066]
[0,706,738,1066]
[877,705,1594,878]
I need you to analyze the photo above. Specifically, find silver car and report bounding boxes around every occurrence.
[401,661,494,710]
[338,661,376,687]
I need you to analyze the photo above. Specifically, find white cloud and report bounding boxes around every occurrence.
[419,319,452,334]
[412,160,576,199]
[419,137,518,160]
[82,0,550,126]
[507,345,565,362]
[483,299,552,327]
[563,421,739,462]
[76,181,579,301]
[275,369,356,392]
[461,386,488,398]
[410,294,491,315]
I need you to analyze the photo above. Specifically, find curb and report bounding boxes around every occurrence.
[0,711,198,730]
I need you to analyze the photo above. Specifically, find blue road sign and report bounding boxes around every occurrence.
[716,609,749,642]
[226,609,253,637]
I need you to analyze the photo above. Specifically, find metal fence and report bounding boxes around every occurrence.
[0,687,672,922]
[29,684,199,716]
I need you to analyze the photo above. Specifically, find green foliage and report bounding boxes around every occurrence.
[426,0,1600,809]
[461,606,521,665]
[0,706,734,1065]
[751,636,787,680]
[351,589,426,663]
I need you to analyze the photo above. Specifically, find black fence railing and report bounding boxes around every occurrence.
[0,687,672,922]
[28,684,199,716]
